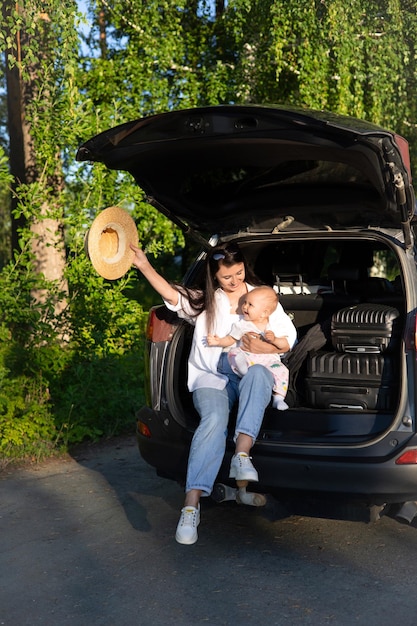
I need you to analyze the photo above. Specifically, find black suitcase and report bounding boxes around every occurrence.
[305,351,395,410]
[331,303,400,353]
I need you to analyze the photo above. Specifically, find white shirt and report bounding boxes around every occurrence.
[229,319,278,343]
[165,283,297,392]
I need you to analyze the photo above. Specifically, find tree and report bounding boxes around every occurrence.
[268,0,417,150]
[1,2,82,313]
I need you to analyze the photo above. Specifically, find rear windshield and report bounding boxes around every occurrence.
[183,160,370,197]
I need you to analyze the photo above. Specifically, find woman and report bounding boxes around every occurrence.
[131,241,297,545]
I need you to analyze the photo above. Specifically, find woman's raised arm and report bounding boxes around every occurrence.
[130,243,179,306]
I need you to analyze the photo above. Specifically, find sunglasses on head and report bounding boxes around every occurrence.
[212,248,240,261]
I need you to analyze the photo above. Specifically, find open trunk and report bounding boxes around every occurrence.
[166,232,405,447]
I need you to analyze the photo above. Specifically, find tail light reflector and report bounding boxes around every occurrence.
[137,421,152,438]
[146,307,176,342]
[395,449,417,465]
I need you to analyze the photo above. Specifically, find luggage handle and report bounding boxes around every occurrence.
[329,403,364,410]
[343,345,381,354]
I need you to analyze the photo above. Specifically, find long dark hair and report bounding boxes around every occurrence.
[175,242,261,331]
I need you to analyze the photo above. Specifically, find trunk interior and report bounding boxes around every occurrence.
[171,233,405,446]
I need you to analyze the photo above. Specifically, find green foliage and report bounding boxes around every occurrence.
[50,262,148,445]
[0,357,57,464]
[51,351,145,445]
[269,0,417,141]
[0,145,13,266]
[0,223,149,462]
[0,308,58,465]
[2,0,417,463]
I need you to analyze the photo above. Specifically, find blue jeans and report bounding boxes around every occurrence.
[186,353,274,496]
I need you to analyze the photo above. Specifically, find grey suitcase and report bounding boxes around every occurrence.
[305,351,395,410]
[331,303,400,353]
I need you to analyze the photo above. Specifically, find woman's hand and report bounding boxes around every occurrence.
[241,333,290,354]
[130,243,151,272]
[130,243,179,306]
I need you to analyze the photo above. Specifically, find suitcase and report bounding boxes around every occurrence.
[331,303,400,353]
[305,351,395,410]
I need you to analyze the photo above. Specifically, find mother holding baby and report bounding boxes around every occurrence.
[131,240,297,545]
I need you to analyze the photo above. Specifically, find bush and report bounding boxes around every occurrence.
[51,351,146,445]
[0,245,149,464]
[0,363,57,465]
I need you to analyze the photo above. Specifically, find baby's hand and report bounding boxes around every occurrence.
[264,330,276,343]
[206,334,220,347]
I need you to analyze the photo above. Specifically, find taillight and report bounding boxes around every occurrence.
[146,309,155,340]
[137,420,152,438]
[393,133,412,181]
[395,449,417,465]
[147,306,176,342]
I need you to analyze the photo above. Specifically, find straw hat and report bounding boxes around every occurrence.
[86,206,138,280]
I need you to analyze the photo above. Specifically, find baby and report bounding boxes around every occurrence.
[207,286,289,410]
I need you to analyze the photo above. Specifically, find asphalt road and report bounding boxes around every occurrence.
[2,434,417,626]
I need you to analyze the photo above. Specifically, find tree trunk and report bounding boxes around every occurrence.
[3,2,68,315]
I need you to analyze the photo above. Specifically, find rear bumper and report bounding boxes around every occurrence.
[248,452,417,504]
[136,406,191,482]
[137,406,417,504]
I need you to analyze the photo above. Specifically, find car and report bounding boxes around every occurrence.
[77,104,417,518]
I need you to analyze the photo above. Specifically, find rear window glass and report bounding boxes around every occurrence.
[253,240,401,293]
[182,161,370,197]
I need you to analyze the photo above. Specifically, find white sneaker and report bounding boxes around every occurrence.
[175,505,200,545]
[229,452,259,482]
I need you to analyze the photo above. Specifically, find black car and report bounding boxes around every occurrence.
[77,105,417,516]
